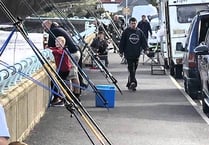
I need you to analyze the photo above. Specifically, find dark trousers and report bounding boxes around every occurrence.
[51,71,69,99]
[126,58,139,87]
[98,54,108,67]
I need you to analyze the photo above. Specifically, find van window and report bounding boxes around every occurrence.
[205,30,209,47]
[199,17,209,43]
[177,5,209,23]
[184,19,195,50]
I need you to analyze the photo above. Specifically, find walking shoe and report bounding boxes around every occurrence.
[51,100,64,107]
[128,82,136,91]
[50,98,64,107]
[80,83,88,89]
[126,83,130,88]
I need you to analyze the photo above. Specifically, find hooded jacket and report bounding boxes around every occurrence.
[119,27,148,59]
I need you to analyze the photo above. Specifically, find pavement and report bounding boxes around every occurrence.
[24,52,209,145]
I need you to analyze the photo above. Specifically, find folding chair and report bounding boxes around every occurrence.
[142,44,159,65]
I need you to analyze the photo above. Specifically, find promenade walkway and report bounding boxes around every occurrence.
[24,52,209,145]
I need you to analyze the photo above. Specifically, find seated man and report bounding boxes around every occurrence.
[90,31,109,67]
[0,104,10,145]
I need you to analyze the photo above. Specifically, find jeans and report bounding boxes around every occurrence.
[126,58,139,87]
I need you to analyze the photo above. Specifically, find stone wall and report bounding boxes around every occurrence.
[0,68,50,142]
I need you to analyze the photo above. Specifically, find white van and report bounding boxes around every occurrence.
[132,4,158,22]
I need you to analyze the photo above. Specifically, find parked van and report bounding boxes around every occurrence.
[194,25,209,113]
[183,10,209,99]
[158,0,209,79]
[132,5,160,49]
[132,4,158,22]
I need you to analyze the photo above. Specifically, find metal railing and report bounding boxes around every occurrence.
[0,26,96,94]
[0,49,53,94]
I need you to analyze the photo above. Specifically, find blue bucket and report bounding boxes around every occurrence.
[95,85,115,108]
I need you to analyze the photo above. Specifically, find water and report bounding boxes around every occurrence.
[0,30,43,69]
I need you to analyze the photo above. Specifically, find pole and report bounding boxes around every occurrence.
[0,1,111,144]
[125,0,128,28]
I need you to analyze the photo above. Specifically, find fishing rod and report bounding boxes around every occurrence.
[64,102,95,145]
[0,60,63,98]
[42,0,122,95]
[21,0,109,107]
[64,48,109,105]
[37,0,118,88]
[43,0,86,46]
[0,1,112,144]
[0,26,64,107]
[97,0,122,37]
[104,11,122,37]
[20,2,114,144]
[0,27,16,56]
[87,9,120,53]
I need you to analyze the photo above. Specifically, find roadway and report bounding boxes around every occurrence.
[24,52,209,145]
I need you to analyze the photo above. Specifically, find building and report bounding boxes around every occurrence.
[99,0,123,13]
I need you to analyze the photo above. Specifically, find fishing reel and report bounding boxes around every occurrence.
[64,99,75,117]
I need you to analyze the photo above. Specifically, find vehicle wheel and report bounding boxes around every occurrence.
[170,65,175,76]
[164,59,169,69]
[185,82,199,100]
[188,92,199,100]
[175,65,183,79]
[184,79,188,93]
[186,84,199,100]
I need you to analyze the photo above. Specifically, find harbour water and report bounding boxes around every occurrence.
[0,30,43,69]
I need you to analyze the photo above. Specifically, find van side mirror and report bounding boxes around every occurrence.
[194,44,209,55]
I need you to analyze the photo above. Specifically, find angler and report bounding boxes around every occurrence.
[0,0,112,144]
[41,0,122,95]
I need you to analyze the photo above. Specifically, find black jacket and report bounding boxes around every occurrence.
[137,20,152,39]
[90,37,108,55]
[119,27,147,59]
[48,24,78,53]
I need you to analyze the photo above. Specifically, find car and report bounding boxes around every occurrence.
[194,28,209,114]
[182,10,209,99]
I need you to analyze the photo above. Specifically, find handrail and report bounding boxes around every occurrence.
[0,27,95,94]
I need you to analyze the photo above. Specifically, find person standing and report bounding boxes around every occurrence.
[42,20,81,103]
[119,17,148,91]
[137,15,152,39]
[48,36,74,105]
[0,105,10,145]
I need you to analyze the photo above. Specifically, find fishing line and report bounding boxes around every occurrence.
[42,0,122,95]
[0,1,113,144]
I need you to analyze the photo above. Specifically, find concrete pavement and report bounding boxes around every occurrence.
[24,52,209,145]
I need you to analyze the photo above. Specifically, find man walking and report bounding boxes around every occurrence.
[137,15,152,39]
[119,17,148,91]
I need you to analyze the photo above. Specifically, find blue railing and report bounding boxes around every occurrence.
[0,49,53,94]
[0,26,96,94]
